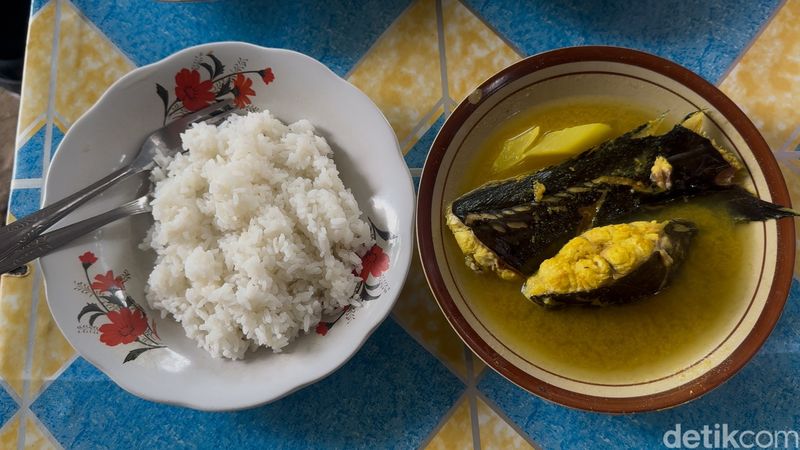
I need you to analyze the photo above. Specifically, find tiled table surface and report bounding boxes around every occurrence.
[1,0,799,448]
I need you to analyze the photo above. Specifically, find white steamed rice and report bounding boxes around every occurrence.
[143,110,373,359]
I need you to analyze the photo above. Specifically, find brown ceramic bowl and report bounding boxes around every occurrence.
[416,46,794,413]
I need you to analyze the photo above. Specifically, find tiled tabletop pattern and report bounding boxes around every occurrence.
[2,0,799,448]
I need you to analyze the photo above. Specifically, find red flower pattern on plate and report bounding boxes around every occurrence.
[91,270,125,292]
[99,308,148,346]
[315,220,395,337]
[259,67,275,85]
[232,73,256,108]
[315,322,330,336]
[79,251,97,267]
[174,68,215,111]
[158,53,277,123]
[359,244,389,281]
[77,253,164,363]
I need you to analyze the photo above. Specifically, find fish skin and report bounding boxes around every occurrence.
[522,219,697,308]
[450,124,730,220]
[448,121,797,278]
[450,123,732,275]
[694,186,798,223]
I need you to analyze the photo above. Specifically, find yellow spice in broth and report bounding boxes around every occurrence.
[447,97,752,383]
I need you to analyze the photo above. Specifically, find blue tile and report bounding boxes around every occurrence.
[32,318,463,450]
[405,115,443,169]
[69,0,413,76]
[465,0,781,82]
[9,188,41,219]
[31,0,50,15]
[0,384,18,429]
[49,126,65,158]
[13,127,63,180]
[14,128,45,179]
[478,278,800,449]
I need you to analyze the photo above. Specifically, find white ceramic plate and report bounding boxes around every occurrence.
[40,42,414,411]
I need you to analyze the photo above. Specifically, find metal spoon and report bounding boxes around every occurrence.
[0,195,151,274]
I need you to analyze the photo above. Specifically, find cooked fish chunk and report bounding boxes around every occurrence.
[447,113,796,279]
[446,206,520,281]
[650,156,673,190]
[522,220,697,307]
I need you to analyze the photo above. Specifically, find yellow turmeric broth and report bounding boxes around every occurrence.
[445,97,752,383]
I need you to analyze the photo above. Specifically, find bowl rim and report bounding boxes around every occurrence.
[416,45,795,413]
[41,41,415,410]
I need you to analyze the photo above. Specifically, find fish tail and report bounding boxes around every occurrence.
[723,187,799,222]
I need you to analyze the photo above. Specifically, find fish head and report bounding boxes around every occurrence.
[662,126,738,192]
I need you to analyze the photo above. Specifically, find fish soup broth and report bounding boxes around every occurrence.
[448,98,752,383]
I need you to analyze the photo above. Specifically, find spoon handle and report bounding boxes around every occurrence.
[0,165,136,261]
[0,196,150,274]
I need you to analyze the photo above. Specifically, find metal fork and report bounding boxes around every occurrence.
[0,195,151,274]
[0,98,235,261]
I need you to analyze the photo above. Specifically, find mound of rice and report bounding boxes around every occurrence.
[143,110,373,359]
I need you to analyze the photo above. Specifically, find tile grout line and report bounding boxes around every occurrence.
[343,0,417,80]
[776,124,800,154]
[454,0,525,58]
[17,266,43,450]
[13,289,75,450]
[445,96,456,115]
[28,354,78,406]
[63,0,136,69]
[416,392,471,450]
[388,314,469,384]
[28,409,65,450]
[0,379,22,405]
[18,1,62,447]
[463,347,482,450]
[9,65,45,208]
[7,151,38,196]
[715,0,787,86]
[41,0,62,182]
[0,379,22,436]
[10,179,43,190]
[28,1,48,21]
[435,0,451,118]
[468,359,543,449]
[53,111,70,132]
[398,98,445,151]
[0,409,23,435]
[475,390,542,450]
[773,150,800,163]
[774,158,800,178]
[14,114,46,151]
[13,0,49,142]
